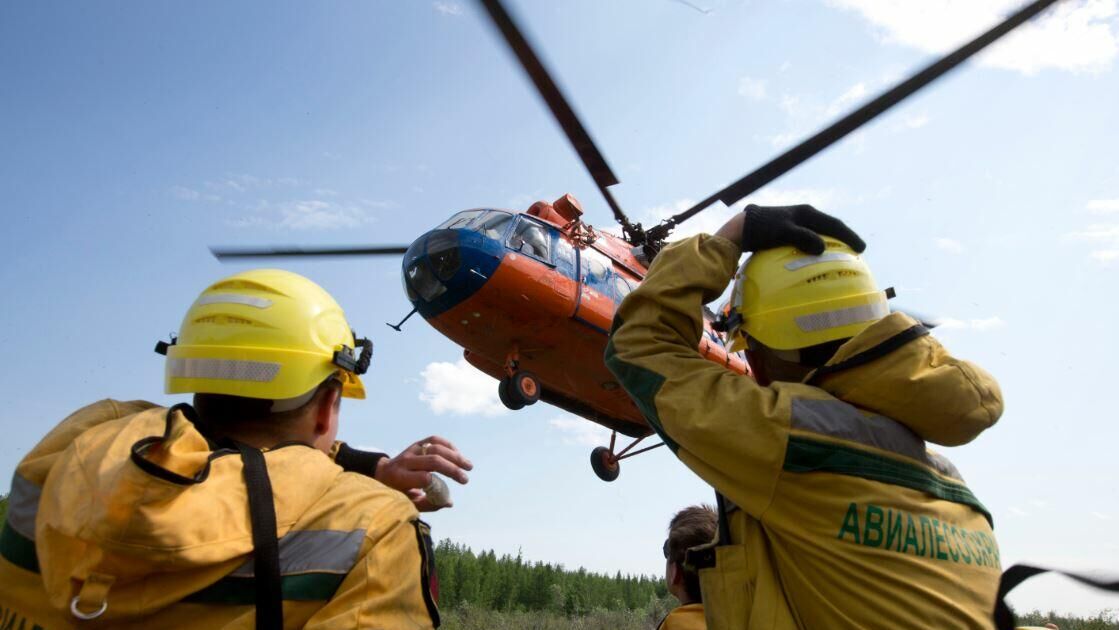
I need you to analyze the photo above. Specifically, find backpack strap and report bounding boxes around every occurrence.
[236,443,283,630]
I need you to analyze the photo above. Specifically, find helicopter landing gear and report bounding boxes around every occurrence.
[498,347,540,410]
[498,370,539,410]
[498,370,539,409]
[590,431,665,482]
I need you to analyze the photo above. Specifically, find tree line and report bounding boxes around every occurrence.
[433,539,668,615]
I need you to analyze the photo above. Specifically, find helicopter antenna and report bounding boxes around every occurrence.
[478,0,645,244]
[644,0,1062,244]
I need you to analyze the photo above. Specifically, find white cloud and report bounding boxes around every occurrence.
[778,94,801,115]
[549,417,612,447]
[825,0,1119,75]
[938,316,1006,331]
[826,82,869,117]
[898,112,930,129]
[746,187,838,209]
[769,130,802,148]
[233,199,375,230]
[1087,198,1119,214]
[433,1,464,16]
[970,316,1006,331]
[171,186,221,202]
[1065,222,1119,263]
[352,444,385,454]
[737,76,768,101]
[419,359,507,416]
[934,237,964,253]
[1066,224,1119,242]
[641,187,839,241]
[1091,511,1113,520]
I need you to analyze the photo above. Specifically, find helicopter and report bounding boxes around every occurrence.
[217,191,749,482]
[213,0,1062,481]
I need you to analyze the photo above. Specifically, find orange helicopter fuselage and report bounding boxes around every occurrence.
[401,195,748,437]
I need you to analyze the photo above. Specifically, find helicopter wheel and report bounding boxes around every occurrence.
[508,370,540,405]
[498,377,526,411]
[590,446,620,482]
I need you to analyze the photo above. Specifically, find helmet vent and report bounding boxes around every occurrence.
[805,273,829,284]
[194,315,255,326]
[836,270,858,277]
[209,279,278,295]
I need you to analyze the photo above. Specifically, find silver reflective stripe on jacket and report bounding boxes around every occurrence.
[230,529,365,577]
[790,398,963,481]
[6,473,42,540]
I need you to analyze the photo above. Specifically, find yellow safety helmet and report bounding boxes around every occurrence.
[727,237,890,352]
[158,269,368,401]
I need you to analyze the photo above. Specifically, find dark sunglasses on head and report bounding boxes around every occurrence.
[662,539,671,559]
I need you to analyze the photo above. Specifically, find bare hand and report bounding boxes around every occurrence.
[375,436,473,512]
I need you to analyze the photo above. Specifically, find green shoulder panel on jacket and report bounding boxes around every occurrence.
[604,323,673,452]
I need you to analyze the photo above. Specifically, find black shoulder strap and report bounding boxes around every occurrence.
[236,443,283,630]
[715,492,732,547]
[994,564,1119,630]
[806,324,929,386]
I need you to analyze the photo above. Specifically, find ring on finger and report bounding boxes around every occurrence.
[420,442,432,456]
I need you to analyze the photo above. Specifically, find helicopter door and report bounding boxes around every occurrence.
[573,247,614,334]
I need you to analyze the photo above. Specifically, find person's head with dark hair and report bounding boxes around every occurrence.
[664,504,718,605]
[192,375,343,452]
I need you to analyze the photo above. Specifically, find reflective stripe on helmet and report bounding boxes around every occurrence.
[168,358,280,382]
[794,299,889,333]
[196,293,274,309]
[783,252,857,271]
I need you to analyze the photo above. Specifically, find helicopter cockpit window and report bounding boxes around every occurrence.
[614,274,635,301]
[474,211,513,240]
[508,219,551,261]
[582,250,612,294]
[437,210,484,230]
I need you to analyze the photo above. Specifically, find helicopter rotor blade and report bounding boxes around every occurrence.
[210,245,409,260]
[646,0,1063,242]
[478,0,637,238]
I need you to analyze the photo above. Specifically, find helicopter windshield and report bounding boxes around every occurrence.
[436,210,484,230]
[507,218,551,261]
[472,210,513,240]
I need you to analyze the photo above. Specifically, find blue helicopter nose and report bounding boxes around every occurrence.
[401,228,504,318]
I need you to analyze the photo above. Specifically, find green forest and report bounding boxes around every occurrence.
[433,539,668,613]
[0,495,1113,629]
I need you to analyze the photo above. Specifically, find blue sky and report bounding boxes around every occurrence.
[2,0,1118,616]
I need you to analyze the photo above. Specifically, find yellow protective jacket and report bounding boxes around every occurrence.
[606,235,1005,630]
[0,400,439,629]
[658,603,706,630]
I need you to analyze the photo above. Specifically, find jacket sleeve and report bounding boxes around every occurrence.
[304,509,438,630]
[605,234,794,516]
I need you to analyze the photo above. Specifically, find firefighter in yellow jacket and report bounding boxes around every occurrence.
[0,269,473,629]
[606,205,1004,629]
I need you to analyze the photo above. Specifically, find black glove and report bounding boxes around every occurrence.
[334,442,387,478]
[740,204,866,255]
